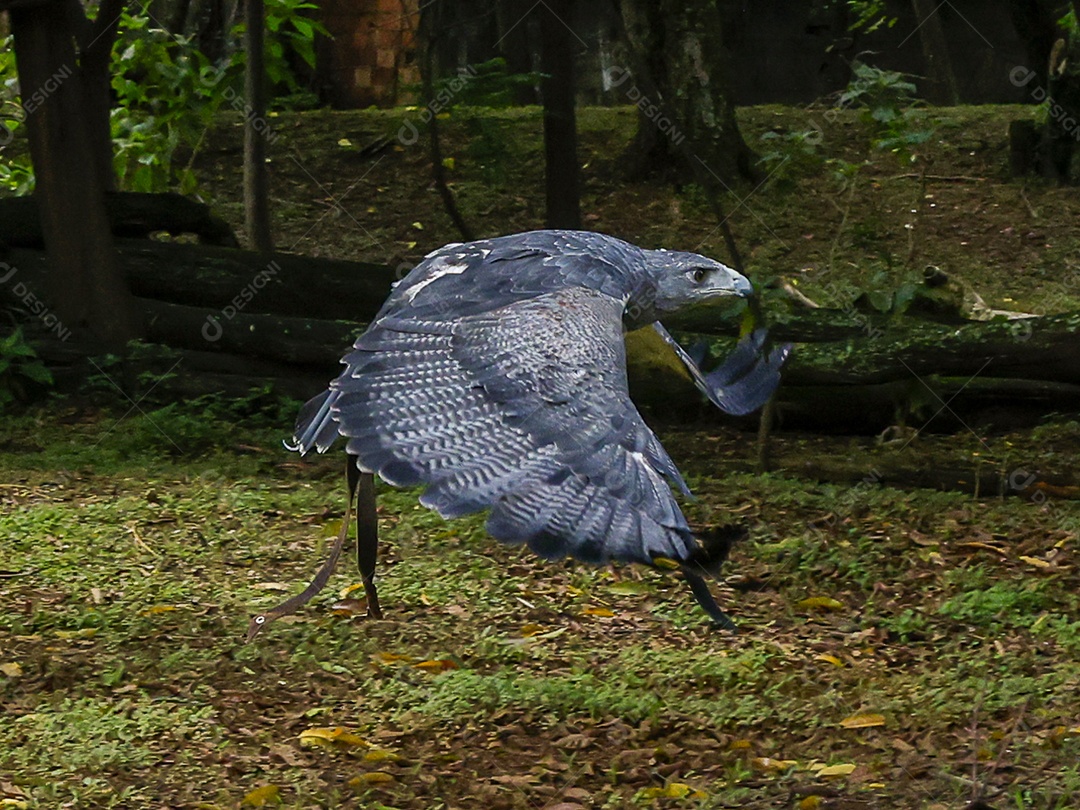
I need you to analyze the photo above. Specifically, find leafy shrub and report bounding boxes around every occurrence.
[839,60,936,158]
[0,327,53,411]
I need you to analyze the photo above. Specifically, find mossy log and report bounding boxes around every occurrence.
[0,192,239,247]
[3,239,399,322]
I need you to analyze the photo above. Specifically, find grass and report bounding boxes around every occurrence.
[2,403,1079,808]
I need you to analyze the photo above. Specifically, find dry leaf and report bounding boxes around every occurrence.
[638,783,705,799]
[1019,555,1051,569]
[816,763,857,777]
[298,727,368,751]
[751,756,798,773]
[607,581,651,596]
[0,663,23,678]
[362,749,400,763]
[241,784,281,806]
[140,605,178,615]
[349,771,394,786]
[414,659,457,673]
[799,796,823,810]
[330,599,368,616]
[798,596,844,611]
[815,654,844,667]
[582,606,615,617]
[371,652,416,666]
[840,713,886,729]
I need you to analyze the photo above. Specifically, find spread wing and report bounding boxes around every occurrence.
[294,286,704,568]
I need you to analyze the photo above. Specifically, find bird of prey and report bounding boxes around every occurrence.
[248,230,788,639]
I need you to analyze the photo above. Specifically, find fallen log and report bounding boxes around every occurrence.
[3,239,399,321]
[0,192,239,247]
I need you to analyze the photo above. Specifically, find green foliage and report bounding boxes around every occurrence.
[2,1,327,195]
[1059,7,1079,35]
[433,58,540,109]
[757,128,825,186]
[0,37,34,194]
[0,327,53,411]
[236,0,329,106]
[938,581,1053,629]
[839,60,936,158]
[845,0,897,33]
[109,10,231,193]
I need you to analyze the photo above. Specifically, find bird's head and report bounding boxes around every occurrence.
[627,249,753,326]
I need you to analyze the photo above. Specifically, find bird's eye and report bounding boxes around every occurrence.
[692,268,709,283]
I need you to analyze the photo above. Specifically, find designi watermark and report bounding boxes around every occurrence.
[0,261,73,341]
[201,260,281,342]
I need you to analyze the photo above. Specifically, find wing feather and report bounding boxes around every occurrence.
[294,284,704,569]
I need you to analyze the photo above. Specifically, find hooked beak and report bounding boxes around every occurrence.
[714,267,753,297]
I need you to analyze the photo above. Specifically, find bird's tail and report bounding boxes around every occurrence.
[286,389,343,455]
[686,523,746,576]
[681,524,747,632]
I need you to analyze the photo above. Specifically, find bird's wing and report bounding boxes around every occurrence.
[297,286,708,569]
[652,324,791,416]
[375,231,638,323]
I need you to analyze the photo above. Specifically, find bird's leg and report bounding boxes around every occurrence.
[348,455,382,619]
[245,481,354,642]
[682,567,738,632]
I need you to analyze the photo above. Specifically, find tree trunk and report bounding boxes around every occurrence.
[910,0,960,104]
[418,3,474,242]
[244,0,273,252]
[8,1,141,347]
[539,0,582,229]
[617,0,758,185]
[77,0,124,194]
[496,0,540,105]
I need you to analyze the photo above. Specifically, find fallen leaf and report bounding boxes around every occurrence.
[362,749,400,763]
[299,727,368,751]
[607,581,652,596]
[752,756,798,773]
[799,796,823,810]
[53,628,97,639]
[371,652,416,666]
[582,606,615,617]
[816,763,857,777]
[140,605,178,615]
[241,784,280,806]
[414,659,457,673]
[1019,555,1051,569]
[349,771,394,786]
[798,596,844,611]
[330,599,368,616]
[840,713,886,729]
[638,783,706,799]
[0,663,23,678]
[815,654,844,667]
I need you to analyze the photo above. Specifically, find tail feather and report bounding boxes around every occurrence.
[288,389,343,455]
